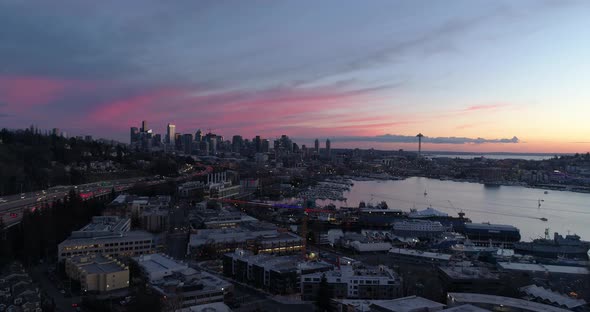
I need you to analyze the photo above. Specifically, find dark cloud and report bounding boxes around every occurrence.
[326,134,520,145]
[0,4,140,79]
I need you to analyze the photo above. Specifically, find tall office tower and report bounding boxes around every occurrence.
[166,124,176,144]
[182,133,193,154]
[314,138,319,154]
[326,138,331,158]
[130,127,139,143]
[254,135,262,153]
[261,139,270,153]
[232,135,243,153]
[141,120,148,133]
[52,128,61,137]
[153,134,161,147]
[195,129,203,143]
[301,144,307,157]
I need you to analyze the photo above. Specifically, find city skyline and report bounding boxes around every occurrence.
[1,1,590,153]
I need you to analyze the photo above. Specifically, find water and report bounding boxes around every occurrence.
[427,154,556,161]
[316,177,590,241]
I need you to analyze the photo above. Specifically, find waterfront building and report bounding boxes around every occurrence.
[388,248,453,264]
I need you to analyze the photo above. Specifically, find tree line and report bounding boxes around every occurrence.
[0,189,109,266]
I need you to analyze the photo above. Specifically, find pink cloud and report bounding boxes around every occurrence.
[463,104,506,111]
[0,75,95,109]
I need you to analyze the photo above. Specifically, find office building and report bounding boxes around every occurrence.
[223,249,333,295]
[130,127,139,143]
[195,129,202,143]
[58,216,155,261]
[167,123,176,144]
[232,135,243,153]
[135,254,232,309]
[65,254,129,293]
[254,135,261,153]
[326,138,331,158]
[314,138,319,154]
[183,133,193,154]
[261,139,270,153]
[141,120,148,132]
[301,264,402,300]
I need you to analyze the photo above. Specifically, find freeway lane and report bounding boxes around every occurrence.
[0,165,213,227]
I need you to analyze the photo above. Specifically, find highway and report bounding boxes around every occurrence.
[0,164,213,228]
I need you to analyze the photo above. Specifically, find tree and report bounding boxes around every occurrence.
[315,274,332,312]
[110,187,117,201]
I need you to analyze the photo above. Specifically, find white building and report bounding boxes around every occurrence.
[301,264,401,300]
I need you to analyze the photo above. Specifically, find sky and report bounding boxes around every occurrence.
[1,0,589,153]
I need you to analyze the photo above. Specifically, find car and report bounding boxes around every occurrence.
[60,290,66,294]
[0,198,7,203]
[20,194,25,199]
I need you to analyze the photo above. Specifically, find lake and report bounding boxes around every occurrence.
[316,177,590,241]
[426,154,556,160]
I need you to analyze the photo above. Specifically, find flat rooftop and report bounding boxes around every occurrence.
[175,302,231,312]
[389,248,452,261]
[439,266,500,280]
[69,254,127,274]
[60,230,154,247]
[136,254,187,275]
[498,262,590,275]
[370,296,446,312]
[448,292,572,312]
[76,216,129,233]
[443,304,490,312]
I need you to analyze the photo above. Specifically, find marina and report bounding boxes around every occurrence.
[316,177,590,242]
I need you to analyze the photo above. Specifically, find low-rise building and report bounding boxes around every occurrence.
[134,253,233,310]
[446,292,572,312]
[189,223,303,258]
[0,262,42,312]
[223,249,332,295]
[497,262,590,276]
[389,248,453,264]
[58,224,155,261]
[519,284,587,311]
[368,296,446,312]
[65,254,129,293]
[301,264,402,301]
[438,265,503,295]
